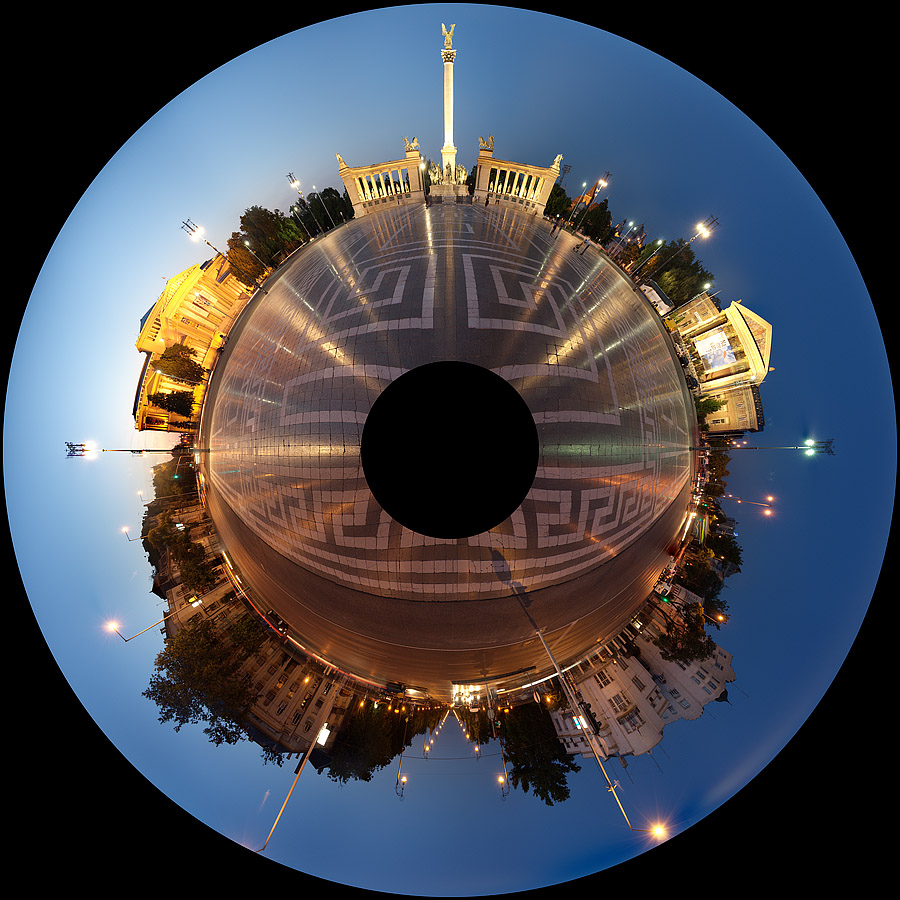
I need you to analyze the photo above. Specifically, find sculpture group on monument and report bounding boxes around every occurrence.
[336,25,562,216]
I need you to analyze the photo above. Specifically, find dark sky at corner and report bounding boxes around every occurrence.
[8,6,892,896]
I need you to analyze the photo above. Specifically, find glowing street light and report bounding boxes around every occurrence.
[287,173,324,235]
[105,612,175,642]
[181,219,225,257]
[312,185,337,229]
[722,493,776,516]
[122,527,142,542]
[634,216,717,284]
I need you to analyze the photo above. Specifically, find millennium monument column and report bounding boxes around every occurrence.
[430,24,468,200]
[440,23,457,178]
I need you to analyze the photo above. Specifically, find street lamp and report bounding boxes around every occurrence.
[722,493,776,515]
[287,174,324,235]
[565,181,587,229]
[257,681,342,853]
[511,585,667,837]
[312,185,337,229]
[122,527,142,542]
[574,172,610,232]
[720,438,835,456]
[634,216,718,283]
[106,613,175,642]
[181,219,225,257]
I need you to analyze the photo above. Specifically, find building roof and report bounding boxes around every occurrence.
[729,303,773,374]
[133,351,153,419]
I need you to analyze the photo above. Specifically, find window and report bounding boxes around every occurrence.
[595,669,612,687]
[632,676,645,691]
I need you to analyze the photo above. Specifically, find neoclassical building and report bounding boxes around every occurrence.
[665,292,773,396]
[471,137,562,213]
[704,382,766,436]
[335,27,561,217]
[134,254,251,432]
[336,142,427,218]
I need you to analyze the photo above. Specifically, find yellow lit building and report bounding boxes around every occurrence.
[665,293,773,396]
[134,254,252,432]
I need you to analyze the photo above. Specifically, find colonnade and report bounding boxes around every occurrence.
[337,147,426,218]
[484,166,546,202]
[353,166,414,202]
[472,150,561,213]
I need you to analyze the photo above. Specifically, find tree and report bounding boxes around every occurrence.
[147,390,195,417]
[543,183,570,219]
[650,601,719,664]
[240,205,285,262]
[695,396,725,420]
[641,239,714,304]
[225,232,267,287]
[500,703,580,806]
[153,342,206,384]
[142,616,262,748]
[578,198,613,243]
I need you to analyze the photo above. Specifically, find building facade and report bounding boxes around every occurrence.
[550,600,735,761]
[664,294,773,396]
[471,139,562,213]
[336,143,427,218]
[704,382,766,436]
[134,255,251,432]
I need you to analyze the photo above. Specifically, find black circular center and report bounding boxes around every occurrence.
[360,361,540,539]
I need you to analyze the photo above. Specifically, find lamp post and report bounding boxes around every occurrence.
[181,219,225,257]
[395,715,410,799]
[609,220,636,257]
[706,438,835,456]
[634,216,718,283]
[574,172,610,232]
[65,441,210,458]
[106,613,175,642]
[312,185,338,229]
[257,678,342,853]
[511,586,666,837]
[287,174,324,235]
[722,493,776,515]
[564,181,587,229]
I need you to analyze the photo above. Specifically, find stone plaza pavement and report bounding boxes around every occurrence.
[199,202,697,698]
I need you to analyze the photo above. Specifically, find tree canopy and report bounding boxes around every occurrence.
[640,239,714,304]
[500,703,580,806]
[153,341,206,384]
[142,615,268,749]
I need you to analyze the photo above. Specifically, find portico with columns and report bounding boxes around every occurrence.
[336,144,426,218]
[472,139,562,214]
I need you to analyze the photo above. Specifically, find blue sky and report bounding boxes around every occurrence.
[8,7,892,895]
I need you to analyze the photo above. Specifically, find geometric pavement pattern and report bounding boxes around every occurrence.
[205,202,694,601]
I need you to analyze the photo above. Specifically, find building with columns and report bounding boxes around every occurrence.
[336,24,562,215]
[471,138,562,213]
[336,142,427,218]
[134,254,251,432]
[664,292,773,397]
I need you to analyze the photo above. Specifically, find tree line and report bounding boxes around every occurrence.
[543,182,715,305]
[225,191,354,288]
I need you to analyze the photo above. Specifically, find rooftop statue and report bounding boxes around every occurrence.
[442,23,455,50]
